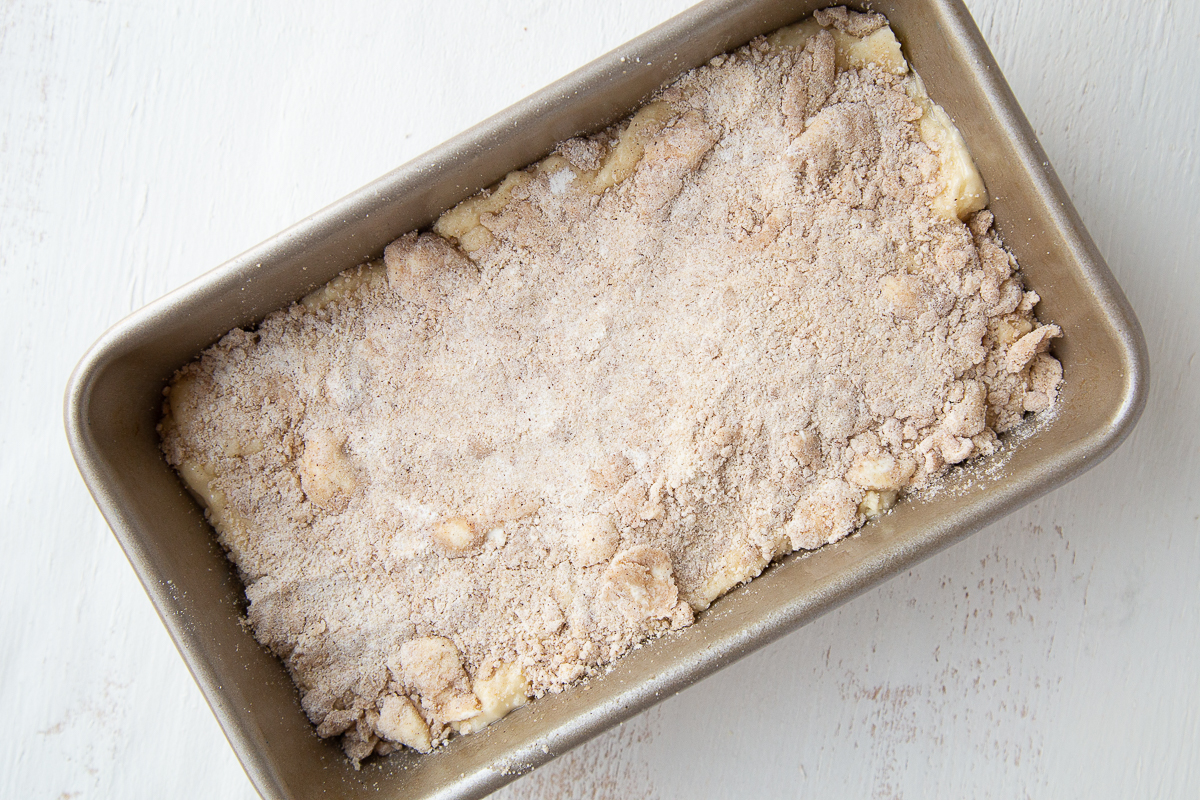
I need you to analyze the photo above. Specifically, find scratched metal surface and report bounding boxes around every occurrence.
[3,0,1196,797]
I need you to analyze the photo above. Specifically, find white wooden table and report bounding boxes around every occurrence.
[4,1,1196,797]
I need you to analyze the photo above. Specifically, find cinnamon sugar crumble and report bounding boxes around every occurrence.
[160,8,1062,765]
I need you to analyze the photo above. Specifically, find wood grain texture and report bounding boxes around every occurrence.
[2,1,1195,798]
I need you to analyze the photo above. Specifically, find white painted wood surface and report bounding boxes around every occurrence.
[3,1,1196,797]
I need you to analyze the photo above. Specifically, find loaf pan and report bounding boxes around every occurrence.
[64,0,1148,797]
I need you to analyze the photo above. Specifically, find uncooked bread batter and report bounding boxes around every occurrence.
[160,7,1061,764]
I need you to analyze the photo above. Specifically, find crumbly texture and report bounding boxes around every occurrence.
[160,9,1062,765]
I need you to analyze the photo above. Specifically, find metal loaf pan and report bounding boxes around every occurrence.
[64,0,1148,798]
